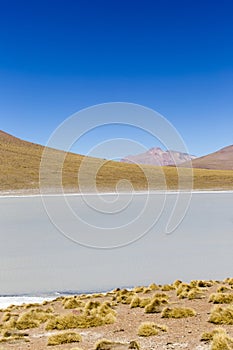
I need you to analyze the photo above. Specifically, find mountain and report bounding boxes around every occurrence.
[181,145,233,170]
[1,130,233,192]
[121,147,196,166]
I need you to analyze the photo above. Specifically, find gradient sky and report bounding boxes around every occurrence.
[0,0,232,157]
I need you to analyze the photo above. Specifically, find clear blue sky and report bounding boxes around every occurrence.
[0,0,232,157]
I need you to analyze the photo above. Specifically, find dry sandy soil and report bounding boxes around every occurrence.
[0,279,233,350]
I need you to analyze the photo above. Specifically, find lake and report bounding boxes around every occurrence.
[0,191,232,295]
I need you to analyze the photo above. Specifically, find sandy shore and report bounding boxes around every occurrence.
[0,279,233,350]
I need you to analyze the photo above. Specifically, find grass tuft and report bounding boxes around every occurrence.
[138,322,167,337]
[16,308,54,330]
[209,293,233,304]
[211,333,233,350]
[144,294,169,314]
[94,339,140,349]
[161,284,175,291]
[209,305,233,325]
[47,331,82,346]
[62,297,85,309]
[161,307,196,319]
[46,301,116,330]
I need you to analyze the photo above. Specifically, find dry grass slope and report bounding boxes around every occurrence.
[1,130,233,192]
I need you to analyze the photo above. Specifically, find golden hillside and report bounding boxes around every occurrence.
[1,130,233,193]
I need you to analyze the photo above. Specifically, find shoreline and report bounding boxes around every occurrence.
[1,188,233,198]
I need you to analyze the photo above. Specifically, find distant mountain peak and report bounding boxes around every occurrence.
[121,147,196,166]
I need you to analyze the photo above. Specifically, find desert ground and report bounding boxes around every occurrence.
[0,279,233,350]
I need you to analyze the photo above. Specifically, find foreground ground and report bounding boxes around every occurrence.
[0,279,233,350]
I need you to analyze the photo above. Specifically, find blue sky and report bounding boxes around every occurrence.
[0,0,232,157]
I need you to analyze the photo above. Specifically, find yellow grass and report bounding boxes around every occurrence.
[209,305,233,325]
[47,331,82,346]
[161,307,196,318]
[138,322,168,337]
[1,132,233,192]
[209,293,233,304]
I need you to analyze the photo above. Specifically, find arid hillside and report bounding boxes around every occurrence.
[1,130,233,192]
[181,145,233,170]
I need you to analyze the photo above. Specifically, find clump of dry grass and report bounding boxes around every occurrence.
[62,297,85,309]
[2,304,20,313]
[144,293,169,314]
[139,298,151,308]
[24,303,41,309]
[176,283,192,298]
[1,316,18,331]
[130,297,141,308]
[209,305,233,325]
[201,328,227,341]
[217,286,232,293]
[161,284,175,291]
[2,313,13,322]
[94,339,140,349]
[16,308,54,330]
[46,316,78,332]
[113,289,136,305]
[149,283,160,291]
[211,332,233,350]
[128,340,140,349]
[224,278,233,286]
[196,280,214,288]
[130,296,151,309]
[94,339,113,350]
[173,280,182,289]
[138,322,167,337]
[47,331,82,346]
[132,286,144,293]
[187,288,206,300]
[176,282,205,300]
[95,293,105,298]
[161,307,196,319]
[209,293,233,304]
[46,301,116,330]
[0,329,29,343]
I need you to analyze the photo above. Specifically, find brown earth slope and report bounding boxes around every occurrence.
[1,130,233,192]
[181,145,233,170]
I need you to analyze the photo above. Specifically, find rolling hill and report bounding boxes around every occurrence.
[181,145,233,170]
[1,130,233,193]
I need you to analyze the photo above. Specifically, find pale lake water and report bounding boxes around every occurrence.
[0,191,232,299]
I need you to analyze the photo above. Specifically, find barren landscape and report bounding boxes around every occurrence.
[1,2,233,350]
[0,279,233,350]
[1,130,233,193]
